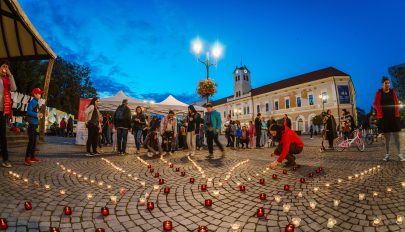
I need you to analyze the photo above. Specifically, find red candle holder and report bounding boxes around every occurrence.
[284,185,290,191]
[201,184,207,191]
[24,201,32,210]
[300,178,306,183]
[256,207,265,217]
[0,218,7,230]
[147,202,154,210]
[181,171,186,177]
[147,164,151,169]
[308,172,314,178]
[315,169,321,174]
[63,206,72,215]
[175,167,180,172]
[259,178,265,185]
[169,164,174,168]
[318,167,323,172]
[272,174,277,180]
[239,185,246,192]
[189,178,195,184]
[198,226,208,232]
[95,228,106,232]
[204,199,212,207]
[101,207,109,216]
[259,193,267,200]
[49,227,60,232]
[285,223,295,232]
[163,220,173,231]
[164,187,170,194]
[159,179,165,185]
[282,169,288,175]
[154,172,160,177]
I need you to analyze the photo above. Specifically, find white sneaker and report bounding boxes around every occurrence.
[398,154,405,162]
[147,152,153,158]
[383,154,390,161]
[190,151,195,156]
[135,150,140,154]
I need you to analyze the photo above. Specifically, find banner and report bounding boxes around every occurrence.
[338,85,351,104]
[78,98,91,122]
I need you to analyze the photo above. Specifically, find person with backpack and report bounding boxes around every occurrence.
[254,113,262,148]
[203,103,225,158]
[160,110,177,155]
[235,121,242,148]
[1,63,16,168]
[84,97,101,156]
[114,99,132,155]
[67,116,74,137]
[24,88,44,166]
[186,105,201,156]
[132,106,146,154]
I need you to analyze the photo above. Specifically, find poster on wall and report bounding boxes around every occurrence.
[338,85,351,104]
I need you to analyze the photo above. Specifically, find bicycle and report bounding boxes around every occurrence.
[335,128,365,152]
[364,127,384,145]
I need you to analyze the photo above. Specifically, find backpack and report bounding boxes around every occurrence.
[115,105,125,122]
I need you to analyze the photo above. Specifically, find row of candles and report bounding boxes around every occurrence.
[101,158,147,187]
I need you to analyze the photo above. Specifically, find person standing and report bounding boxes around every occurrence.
[309,125,314,139]
[341,109,355,139]
[323,109,338,149]
[84,97,101,156]
[254,113,262,148]
[248,121,255,148]
[229,121,236,148]
[0,63,16,168]
[283,114,292,129]
[235,121,242,148]
[132,106,146,154]
[186,105,201,156]
[67,116,74,137]
[369,110,378,133]
[59,118,67,137]
[373,76,404,162]
[24,88,44,166]
[260,118,268,147]
[204,103,225,158]
[224,115,232,147]
[114,99,132,155]
[240,125,249,148]
[160,110,177,155]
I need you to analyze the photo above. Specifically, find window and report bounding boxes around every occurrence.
[246,76,249,81]
[266,103,269,112]
[297,97,301,107]
[274,100,279,110]
[235,76,237,82]
[257,105,260,113]
[243,107,246,115]
[247,106,250,114]
[285,99,290,109]
[224,111,226,118]
[309,94,314,105]
[229,110,231,116]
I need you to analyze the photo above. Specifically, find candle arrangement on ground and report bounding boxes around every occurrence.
[163,220,173,231]
[101,207,109,216]
[24,201,32,210]
[63,206,72,215]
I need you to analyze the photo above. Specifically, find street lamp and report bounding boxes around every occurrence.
[192,38,224,103]
[234,109,241,120]
[319,94,328,112]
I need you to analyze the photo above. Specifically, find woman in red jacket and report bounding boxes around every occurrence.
[268,124,304,168]
[373,76,404,162]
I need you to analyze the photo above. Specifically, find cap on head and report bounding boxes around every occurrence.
[31,88,43,95]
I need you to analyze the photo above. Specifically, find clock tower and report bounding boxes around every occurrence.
[233,65,251,98]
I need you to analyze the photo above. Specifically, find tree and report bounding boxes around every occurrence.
[311,114,324,127]
[8,57,97,117]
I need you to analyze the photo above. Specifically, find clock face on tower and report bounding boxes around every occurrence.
[236,70,239,74]
[244,70,247,74]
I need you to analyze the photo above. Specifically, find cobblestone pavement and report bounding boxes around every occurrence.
[0,132,404,232]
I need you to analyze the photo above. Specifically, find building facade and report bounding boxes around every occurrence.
[388,63,405,104]
[211,66,357,133]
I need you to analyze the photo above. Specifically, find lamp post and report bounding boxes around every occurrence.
[234,109,241,121]
[192,38,223,103]
[319,94,328,113]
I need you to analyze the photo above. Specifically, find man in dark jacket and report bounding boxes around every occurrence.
[254,113,262,148]
[114,99,132,155]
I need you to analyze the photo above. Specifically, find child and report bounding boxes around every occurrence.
[235,122,242,148]
[144,129,163,157]
[25,88,44,166]
[240,126,249,148]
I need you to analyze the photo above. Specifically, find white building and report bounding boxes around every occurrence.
[211,66,357,133]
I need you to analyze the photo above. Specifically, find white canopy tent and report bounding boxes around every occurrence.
[155,95,206,114]
[98,90,146,111]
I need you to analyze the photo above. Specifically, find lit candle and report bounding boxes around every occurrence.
[159,179,165,185]
[119,188,127,196]
[325,183,330,187]
[101,207,109,216]
[73,172,77,175]
[153,185,160,191]
[401,182,405,188]
[23,178,28,183]
[377,165,380,168]
[139,197,146,205]
[247,177,251,181]
[239,185,246,192]
[231,223,240,231]
[164,187,170,194]
[348,176,353,180]
[373,192,379,198]
[313,187,319,192]
[147,202,154,210]
[83,177,88,181]
[297,192,303,198]
[354,174,359,178]
[87,193,93,200]
[274,195,281,203]
[163,220,172,231]
[337,179,343,183]
[207,178,213,182]
[373,217,381,226]
[201,184,207,191]
[44,185,51,191]
[358,193,365,201]
[327,217,337,229]
[218,182,223,187]
[213,190,220,196]
[204,199,213,207]
[140,181,146,187]
[291,217,301,227]
[259,193,267,201]
[98,182,104,186]
[259,179,265,185]
[67,169,71,173]
[110,196,117,204]
[63,206,72,215]
[256,207,265,217]
[189,178,195,184]
[396,215,403,225]
[386,187,392,193]
[333,199,340,207]
[77,174,82,178]
[90,180,95,184]
[309,200,317,209]
[60,189,66,195]
[198,226,208,232]
[283,203,291,213]
[107,185,112,189]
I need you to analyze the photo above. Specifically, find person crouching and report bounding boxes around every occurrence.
[144,128,163,157]
[268,124,304,169]
[24,88,44,166]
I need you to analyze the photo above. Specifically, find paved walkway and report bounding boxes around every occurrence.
[0,133,404,232]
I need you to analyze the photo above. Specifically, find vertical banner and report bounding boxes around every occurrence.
[76,98,91,145]
[338,85,351,104]
[78,98,91,122]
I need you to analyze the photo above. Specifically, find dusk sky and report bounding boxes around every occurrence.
[20,0,405,109]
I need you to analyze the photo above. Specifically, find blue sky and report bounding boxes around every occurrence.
[20,0,405,109]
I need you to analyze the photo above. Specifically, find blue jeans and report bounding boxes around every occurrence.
[116,128,128,153]
[134,129,143,150]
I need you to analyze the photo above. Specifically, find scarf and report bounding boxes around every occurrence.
[2,74,12,117]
